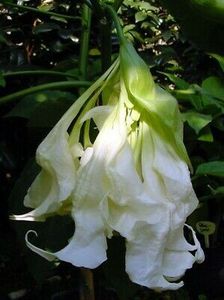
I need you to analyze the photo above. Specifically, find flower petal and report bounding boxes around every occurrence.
[14,59,119,221]
[125,220,184,291]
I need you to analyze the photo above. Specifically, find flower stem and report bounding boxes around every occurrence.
[104,4,125,44]
[79,4,92,80]
[3,1,81,21]
[80,268,95,300]
[0,81,91,104]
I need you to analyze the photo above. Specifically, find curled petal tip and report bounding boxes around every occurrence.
[25,230,57,262]
[9,213,45,222]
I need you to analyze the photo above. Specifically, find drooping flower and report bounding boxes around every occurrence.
[11,59,119,222]
[12,39,204,291]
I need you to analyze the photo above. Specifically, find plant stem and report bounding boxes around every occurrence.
[0,81,91,104]
[104,4,125,44]
[3,70,78,78]
[80,268,95,300]
[3,1,81,21]
[79,4,92,80]
[78,6,95,299]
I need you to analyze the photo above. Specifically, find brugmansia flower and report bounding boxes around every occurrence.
[12,39,204,291]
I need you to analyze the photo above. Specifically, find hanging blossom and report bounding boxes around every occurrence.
[11,39,204,291]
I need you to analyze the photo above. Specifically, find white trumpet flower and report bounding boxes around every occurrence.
[12,40,204,291]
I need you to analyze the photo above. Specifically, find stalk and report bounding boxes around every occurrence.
[0,81,91,104]
[78,4,95,300]
[79,4,92,80]
[80,268,95,300]
[3,70,78,79]
[104,4,126,44]
[3,1,80,21]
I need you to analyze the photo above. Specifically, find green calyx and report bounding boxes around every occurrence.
[119,40,190,166]
[120,41,155,107]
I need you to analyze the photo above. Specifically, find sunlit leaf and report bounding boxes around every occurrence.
[182,111,212,134]
[138,1,157,11]
[197,127,213,142]
[135,11,147,22]
[123,24,136,33]
[160,72,189,89]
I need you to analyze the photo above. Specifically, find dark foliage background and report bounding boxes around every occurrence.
[0,0,224,299]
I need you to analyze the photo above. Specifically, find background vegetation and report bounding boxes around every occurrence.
[0,0,224,299]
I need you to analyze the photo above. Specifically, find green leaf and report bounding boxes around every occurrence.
[141,21,153,29]
[196,161,224,177]
[197,126,213,142]
[37,3,54,11]
[138,1,157,11]
[135,11,147,22]
[182,111,212,134]
[210,53,224,72]
[160,72,189,89]
[202,76,224,101]
[123,24,136,33]
[200,93,224,114]
[50,15,67,23]
[129,30,144,43]
[161,30,173,42]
